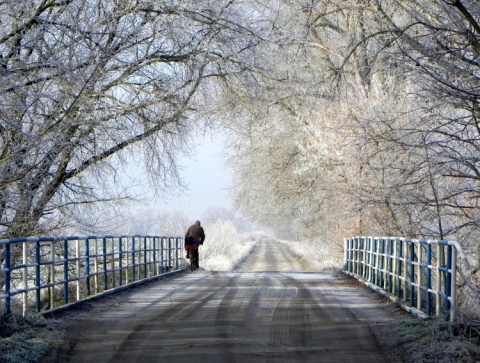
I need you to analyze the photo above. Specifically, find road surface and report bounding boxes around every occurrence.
[51,239,406,362]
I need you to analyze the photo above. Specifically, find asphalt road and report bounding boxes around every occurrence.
[54,239,406,363]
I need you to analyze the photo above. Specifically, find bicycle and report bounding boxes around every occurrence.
[185,244,198,272]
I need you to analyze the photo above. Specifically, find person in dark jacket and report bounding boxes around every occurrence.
[185,220,205,268]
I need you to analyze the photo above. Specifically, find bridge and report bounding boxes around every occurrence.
[0,234,470,362]
[43,239,404,362]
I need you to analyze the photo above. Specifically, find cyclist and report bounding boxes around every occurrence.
[184,220,205,268]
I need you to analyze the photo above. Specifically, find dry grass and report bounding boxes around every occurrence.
[397,317,480,362]
[0,313,64,363]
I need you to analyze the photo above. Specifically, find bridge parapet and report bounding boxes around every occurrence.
[0,235,184,317]
[344,236,471,322]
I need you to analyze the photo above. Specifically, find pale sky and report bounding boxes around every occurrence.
[156,133,233,221]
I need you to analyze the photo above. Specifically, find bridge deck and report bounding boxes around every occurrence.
[50,240,408,363]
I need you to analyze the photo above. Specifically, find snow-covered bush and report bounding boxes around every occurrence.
[199,220,257,271]
[288,239,344,271]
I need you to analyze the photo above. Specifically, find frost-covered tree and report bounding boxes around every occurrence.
[342,0,480,244]
[0,0,268,239]
[225,0,369,243]
[227,0,480,254]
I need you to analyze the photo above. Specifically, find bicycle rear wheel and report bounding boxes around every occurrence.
[190,255,195,271]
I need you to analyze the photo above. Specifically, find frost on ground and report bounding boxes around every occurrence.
[0,314,64,363]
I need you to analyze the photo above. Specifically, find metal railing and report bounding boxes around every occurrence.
[344,236,471,321]
[0,235,184,317]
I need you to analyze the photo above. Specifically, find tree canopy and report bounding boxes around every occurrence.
[227,0,480,252]
[0,0,268,237]
[1,0,480,255]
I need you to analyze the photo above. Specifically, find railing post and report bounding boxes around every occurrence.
[103,237,108,290]
[132,237,136,282]
[76,239,80,301]
[35,241,41,312]
[362,238,366,278]
[353,237,357,275]
[86,238,91,296]
[161,237,164,271]
[355,237,359,276]
[50,241,55,309]
[373,238,379,286]
[152,237,157,275]
[168,238,172,271]
[426,243,432,316]
[110,238,116,288]
[349,237,353,273]
[22,242,28,316]
[367,237,372,282]
[379,238,385,290]
[450,246,457,322]
[63,239,69,305]
[351,237,355,274]
[143,237,148,278]
[435,243,441,316]
[118,237,123,286]
[94,238,99,294]
[446,245,452,315]
[174,238,178,270]
[388,238,394,294]
[4,242,11,317]
[417,241,422,312]
[409,241,415,307]
[397,239,403,298]
[124,237,129,284]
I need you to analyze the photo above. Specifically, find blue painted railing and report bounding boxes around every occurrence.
[344,236,471,321]
[0,235,184,317]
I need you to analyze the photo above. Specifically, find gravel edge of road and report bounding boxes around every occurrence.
[336,271,480,363]
[333,271,414,362]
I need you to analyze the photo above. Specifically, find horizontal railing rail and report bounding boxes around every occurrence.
[0,235,184,317]
[344,236,471,322]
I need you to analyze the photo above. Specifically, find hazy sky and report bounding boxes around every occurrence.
[157,133,233,221]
